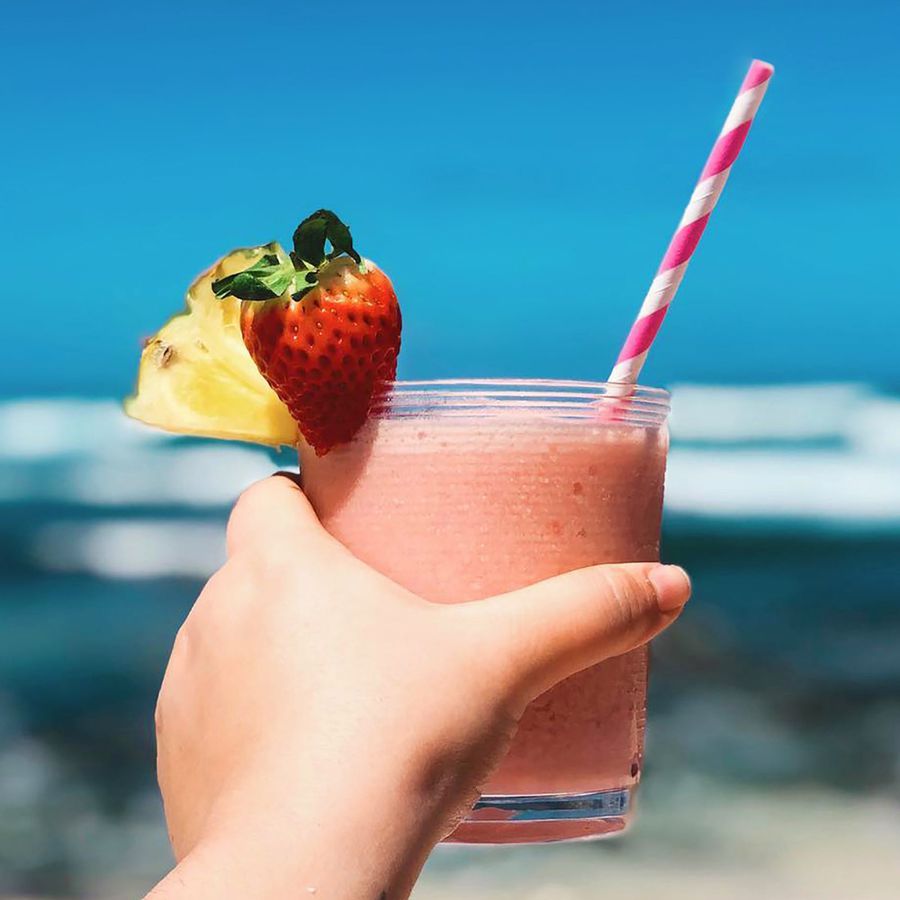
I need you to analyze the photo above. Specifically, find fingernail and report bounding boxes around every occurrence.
[649,565,691,612]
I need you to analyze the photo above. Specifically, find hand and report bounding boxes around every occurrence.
[148,474,690,899]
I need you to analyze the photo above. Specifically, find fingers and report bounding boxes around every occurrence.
[226,472,327,557]
[467,563,691,704]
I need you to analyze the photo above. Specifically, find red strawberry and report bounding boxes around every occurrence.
[212,210,401,455]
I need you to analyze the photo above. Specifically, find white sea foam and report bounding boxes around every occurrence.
[845,395,900,456]
[665,385,900,524]
[5,386,897,457]
[31,520,226,579]
[2,389,899,530]
[666,448,900,524]
[0,440,283,506]
[0,399,168,460]
[667,382,879,444]
[55,444,278,507]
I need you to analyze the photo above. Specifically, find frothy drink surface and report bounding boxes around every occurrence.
[301,414,667,804]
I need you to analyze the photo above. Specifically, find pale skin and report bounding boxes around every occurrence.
[147,473,691,899]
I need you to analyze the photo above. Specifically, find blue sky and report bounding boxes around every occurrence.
[1,0,897,395]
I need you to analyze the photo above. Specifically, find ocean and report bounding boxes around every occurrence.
[2,383,899,897]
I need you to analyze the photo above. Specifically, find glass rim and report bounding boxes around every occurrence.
[390,378,668,396]
[371,378,670,425]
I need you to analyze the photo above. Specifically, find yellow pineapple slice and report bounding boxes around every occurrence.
[125,244,298,447]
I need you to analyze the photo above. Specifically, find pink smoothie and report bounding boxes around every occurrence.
[300,394,668,843]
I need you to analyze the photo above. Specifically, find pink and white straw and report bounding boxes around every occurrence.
[609,59,774,384]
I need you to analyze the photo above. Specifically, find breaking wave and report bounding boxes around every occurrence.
[2,385,898,577]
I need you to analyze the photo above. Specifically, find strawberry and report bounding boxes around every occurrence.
[212,210,401,455]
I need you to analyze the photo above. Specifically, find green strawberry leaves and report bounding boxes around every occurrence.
[212,244,295,301]
[292,209,361,268]
[212,211,361,303]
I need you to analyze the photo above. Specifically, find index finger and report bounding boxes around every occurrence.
[226,472,327,557]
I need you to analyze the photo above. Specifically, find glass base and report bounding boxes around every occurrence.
[444,787,635,844]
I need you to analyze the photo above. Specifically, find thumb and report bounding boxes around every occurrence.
[466,563,690,706]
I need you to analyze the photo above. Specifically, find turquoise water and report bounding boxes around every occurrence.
[2,385,899,894]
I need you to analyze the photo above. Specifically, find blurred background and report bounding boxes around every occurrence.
[2,0,899,896]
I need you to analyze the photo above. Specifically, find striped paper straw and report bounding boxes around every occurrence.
[609,59,774,384]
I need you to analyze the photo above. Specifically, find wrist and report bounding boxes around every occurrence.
[149,753,451,900]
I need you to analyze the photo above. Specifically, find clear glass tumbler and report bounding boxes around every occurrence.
[299,380,670,843]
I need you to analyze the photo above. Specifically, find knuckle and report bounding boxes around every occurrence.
[234,477,272,510]
[155,670,176,739]
[194,565,233,613]
[165,623,195,680]
[191,560,254,627]
[596,567,652,624]
[226,478,277,542]
[226,487,255,537]
[171,620,193,656]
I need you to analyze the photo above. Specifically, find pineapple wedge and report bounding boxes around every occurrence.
[125,244,298,447]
